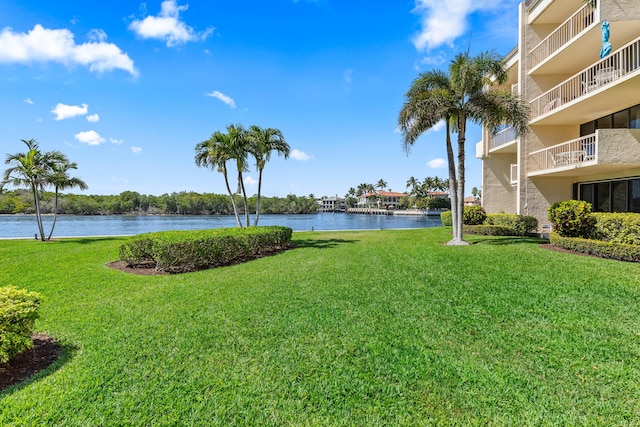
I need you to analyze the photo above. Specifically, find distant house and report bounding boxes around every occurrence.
[318,196,345,212]
[357,190,406,209]
[427,191,449,199]
[464,196,479,206]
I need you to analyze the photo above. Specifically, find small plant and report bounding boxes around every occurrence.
[0,286,42,363]
[548,200,596,238]
[463,206,486,225]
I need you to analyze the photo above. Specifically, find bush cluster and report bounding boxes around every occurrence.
[0,286,42,363]
[485,214,538,236]
[550,233,640,262]
[592,212,640,245]
[119,226,293,273]
[463,206,487,225]
[547,200,596,238]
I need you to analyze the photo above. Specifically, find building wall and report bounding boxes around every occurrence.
[483,154,518,213]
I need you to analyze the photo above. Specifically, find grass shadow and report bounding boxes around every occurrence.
[0,339,78,396]
[52,237,126,245]
[292,237,360,250]
[471,236,549,246]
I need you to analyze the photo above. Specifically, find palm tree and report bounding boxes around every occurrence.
[2,139,65,241]
[248,125,290,226]
[399,50,529,245]
[471,186,481,205]
[226,124,251,227]
[405,176,418,196]
[46,158,88,240]
[376,179,388,192]
[195,131,243,227]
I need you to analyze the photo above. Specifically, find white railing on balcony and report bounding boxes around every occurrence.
[490,126,517,150]
[529,134,597,174]
[510,164,518,185]
[529,2,596,69]
[530,37,640,119]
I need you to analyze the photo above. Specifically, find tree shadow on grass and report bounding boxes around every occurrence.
[0,335,78,395]
[471,236,549,246]
[292,237,359,250]
[52,237,126,245]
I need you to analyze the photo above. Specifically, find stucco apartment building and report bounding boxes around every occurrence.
[477,0,640,231]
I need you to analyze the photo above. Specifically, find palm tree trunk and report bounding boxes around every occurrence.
[254,168,264,227]
[32,185,46,241]
[223,169,242,227]
[47,188,59,240]
[451,116,469,246]
[444,119,459,245]
[238,171,250,227]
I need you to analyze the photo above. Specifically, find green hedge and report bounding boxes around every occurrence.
[440,211,452,226]
[119,226,293,273]
[485,213,538,236]
[592,212,640,245]
[548,200,596,238]
[549,232,640,262]
[464,225,516,236]
[0,286,42,363]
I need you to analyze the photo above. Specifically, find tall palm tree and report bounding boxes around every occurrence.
[46,158,88,240]
[195,131,243,227]
[226,124,251,227]
[248,125,290,226]
[399,51,529,245]
[406,176,418,196]
[2,139,64,241]
[376,179,388,192]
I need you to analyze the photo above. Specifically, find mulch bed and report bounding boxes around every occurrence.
[107,260,168,276]
[0,334,61,392]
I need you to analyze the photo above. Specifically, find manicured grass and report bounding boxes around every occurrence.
[1,228,640,425]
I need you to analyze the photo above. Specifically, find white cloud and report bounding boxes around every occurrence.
[52,103,88,120]
[244,176,257,185]
[86,113,100,122]
[0,24,138,76]
[290,149,312,161]
[343,68,353,84]
[110,138,124,144]
[411,0,502,51]
[427,158,447,168]
[23,98,34,104]
[132,146,142,153]
[129,0,214,47]
[207,90,236,109]
[75,130,105,146]
[87,29,107,42]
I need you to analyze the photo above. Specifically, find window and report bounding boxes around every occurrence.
[578,178,640,213]
[595,182,610,212]
[630,180,640,213]
[612,181,628,212]
[596,116,612,130]
[631,106,640,129]
[613,110,629,129]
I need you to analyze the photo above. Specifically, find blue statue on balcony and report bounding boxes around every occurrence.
[600,20,612,58]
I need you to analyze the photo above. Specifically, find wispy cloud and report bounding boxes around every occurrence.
[411,0,503,51]
[290,149,312,161]
[0,25,138,76]
[86,113,100,122]
[75,130,105,146]
[110,138,124,144]
[52,103,88,120]
[427,158,447,168]
[23,98,34,104]
[132,146,142,153]
[207,90,236,109]
[129,0,213,47]
[244,176,257,185]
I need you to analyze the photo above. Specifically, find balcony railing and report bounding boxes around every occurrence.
[490,126,517,150]
[530,37,640,119]
[529,2,596,69]
[529,134,596,174]
[510,164,518,185]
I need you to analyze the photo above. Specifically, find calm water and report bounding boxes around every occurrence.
[0,213,443,238]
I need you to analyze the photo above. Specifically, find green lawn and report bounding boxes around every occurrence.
[1,228,640,426]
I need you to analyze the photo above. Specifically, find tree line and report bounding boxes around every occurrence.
[0,189,318,216]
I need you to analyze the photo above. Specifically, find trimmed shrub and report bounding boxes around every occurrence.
[463,206,487,225]
[0,286,42,363]
[464,225,516,236]
[550,232,640,262]
[485,214,538,236]
[118,235,156,267]
[119,226,293,273]
[548,200,596,238]
[592,212,640,245]
[440,211,452,226]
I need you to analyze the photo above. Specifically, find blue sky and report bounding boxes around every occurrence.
[0,0,520,198]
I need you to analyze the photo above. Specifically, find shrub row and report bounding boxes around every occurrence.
[549,232,640,262]
[592,212,640,245]
[440,209,538,236]
[0,286,42,363]
[119,226,293,273]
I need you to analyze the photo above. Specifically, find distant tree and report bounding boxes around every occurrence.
[376,179,388,192]
[248,125,290,226]
[2,139,65,241]
[46,158,88,240]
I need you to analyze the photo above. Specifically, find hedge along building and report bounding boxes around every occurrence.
[477,0,640,231]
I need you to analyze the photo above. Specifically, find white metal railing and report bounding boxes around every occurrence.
[529,134,597,173]
[529,2,596,69]
[490,126,517,150]
[530,37,640,119]
[510,164,518,185]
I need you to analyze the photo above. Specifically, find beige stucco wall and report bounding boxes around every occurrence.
[597,129,640,164]
[523,175,575,228]
[482,154,518,214]
[601,0,640,22]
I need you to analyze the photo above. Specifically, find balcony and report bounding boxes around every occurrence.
[529,134,596,175]
[528,129,640,176]
[530,36,640,123]
[529,2,597,71]
[490,126,517,152]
